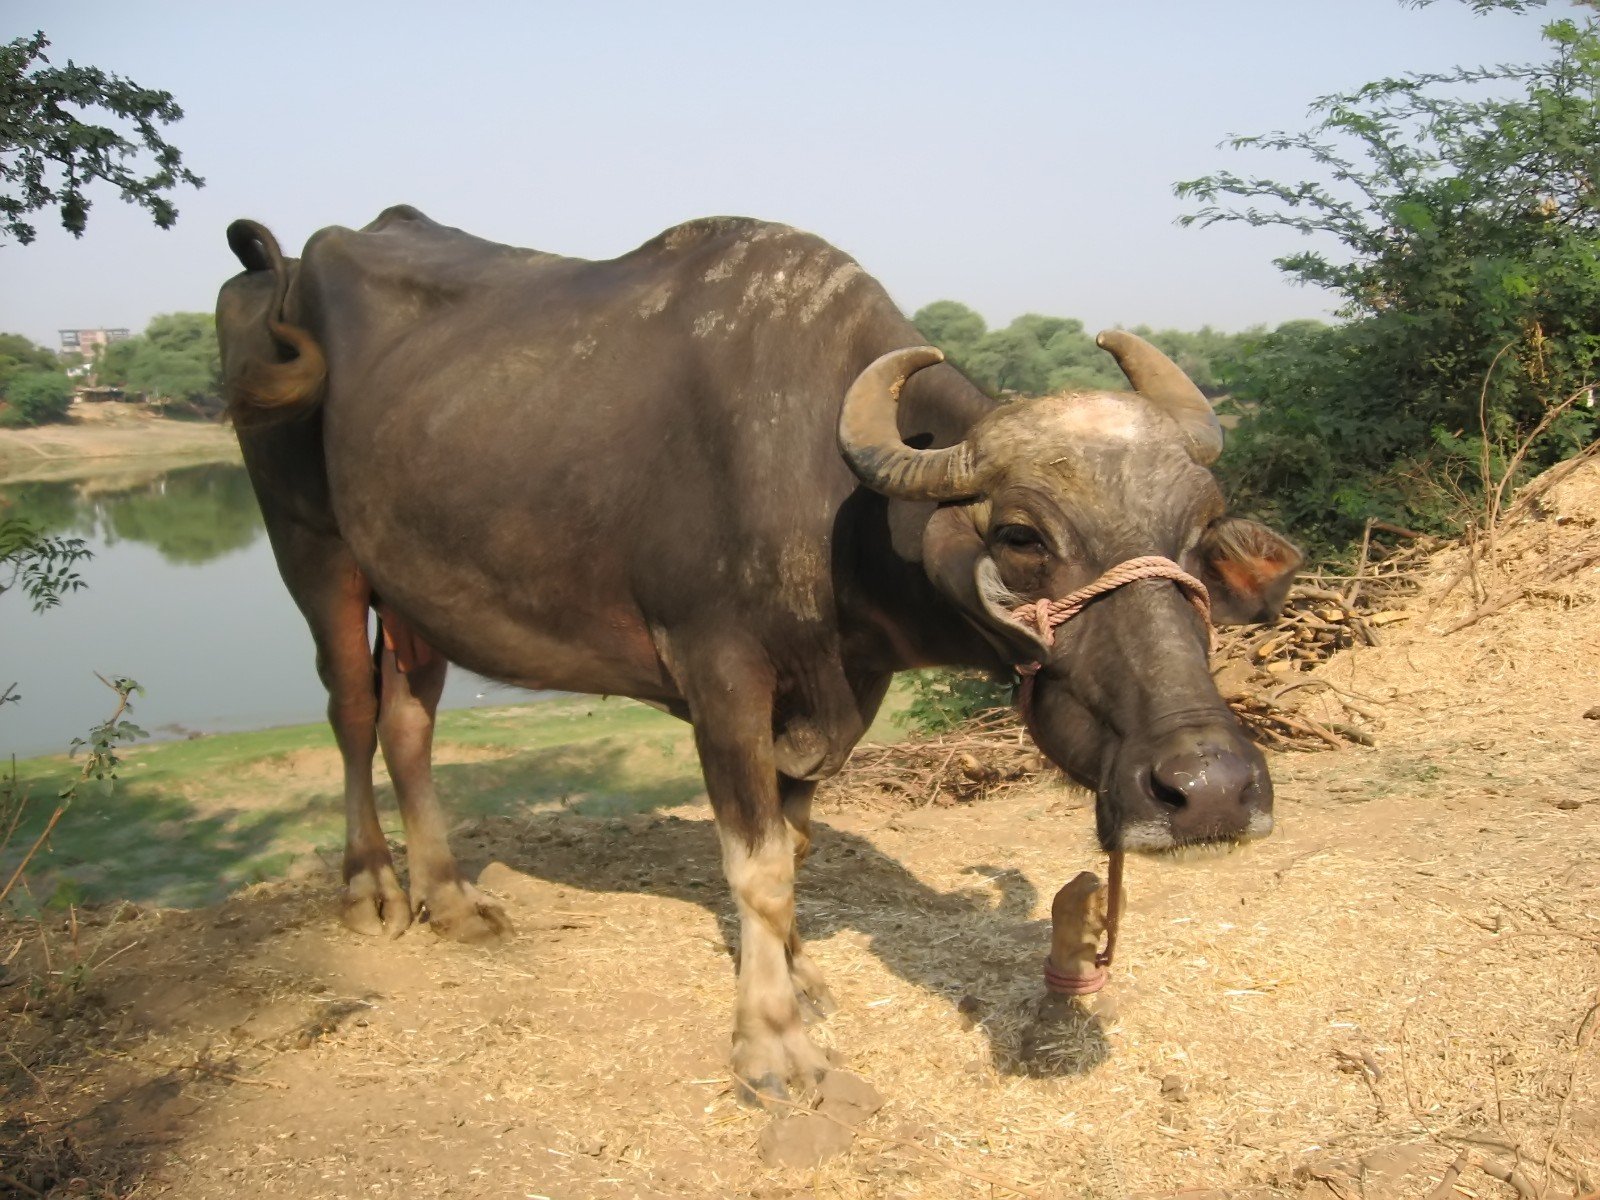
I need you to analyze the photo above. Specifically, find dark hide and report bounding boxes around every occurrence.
[216,207,1299,1099]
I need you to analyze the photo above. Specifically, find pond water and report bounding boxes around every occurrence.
[2,462,534,759]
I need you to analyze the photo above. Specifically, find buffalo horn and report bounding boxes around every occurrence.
[1095,330,1224,465]
[838,346,981,500]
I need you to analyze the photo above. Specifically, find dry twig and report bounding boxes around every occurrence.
[1423,1150,1470,1200]
[1443,548,1600,635]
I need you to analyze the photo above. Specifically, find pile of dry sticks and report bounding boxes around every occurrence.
[819,708,1042,811]
[1209,582,1397,751]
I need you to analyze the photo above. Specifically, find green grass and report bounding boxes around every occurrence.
[3,696,700,911]
[3,681,923,913]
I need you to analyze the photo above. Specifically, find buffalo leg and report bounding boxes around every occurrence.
[374,629,510,944]
[780,777,837,1020]
[685,646,831,1104]
[270,529,409,937]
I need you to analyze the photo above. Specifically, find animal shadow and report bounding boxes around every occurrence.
[458,810,1110,1078]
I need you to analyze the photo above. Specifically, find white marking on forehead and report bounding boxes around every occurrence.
[982,392,1159,459]
[1050,393,1148,441]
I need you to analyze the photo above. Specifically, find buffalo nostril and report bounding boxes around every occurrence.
[1150,769,1189,810]
[1151,750,1253,812]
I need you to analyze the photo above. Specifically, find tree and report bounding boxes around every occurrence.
[1,31,203,245]
[0,333,74,427]
[964,325,1051,395]
[912,300,987,364]
[909,302,1254,400]
[1040,323,1125,393]
[1122,325,1261,397]
[94,336,137,387]
[1177,6,1600,550]
[95,312,222,411]
[0,332,58,387]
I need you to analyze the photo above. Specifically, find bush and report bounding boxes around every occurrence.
[2,369,73,425]
[897,668,1013,736]
[1211,320,1436,553]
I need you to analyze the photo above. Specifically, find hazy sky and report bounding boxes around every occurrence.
[0,1,1562,348]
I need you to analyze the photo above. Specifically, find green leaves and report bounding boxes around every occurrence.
[912,300,987,363]
[0,367,73,426]
[69,676,146,785]
[898,669,1013,737]
[0,518,91,613]
[1,31,202,245]
[1183,8,1600,556]
[0,332,73,427]
[1391,201,1438,234]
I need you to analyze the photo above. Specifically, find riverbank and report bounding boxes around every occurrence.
[4,684,917,910]
[0,402,240,484]
[6,697,696,909]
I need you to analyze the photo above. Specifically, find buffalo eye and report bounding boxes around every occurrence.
[992,523,1045,551]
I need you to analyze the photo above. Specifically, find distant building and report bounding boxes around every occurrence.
[59,328,131,353]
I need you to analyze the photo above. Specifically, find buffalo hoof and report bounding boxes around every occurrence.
[732,1026,830,1110]
[421,882,512,946]
[341,864,412,939]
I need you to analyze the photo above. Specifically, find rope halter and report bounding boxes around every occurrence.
[1006,555,1212,995]
[1009,555,1212,664]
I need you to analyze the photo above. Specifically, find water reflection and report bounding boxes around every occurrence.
[0,463,264,565]
[2,462,527,758]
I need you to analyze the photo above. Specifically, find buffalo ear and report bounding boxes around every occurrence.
[923,505,1052,664]
[1196,517,1303,625]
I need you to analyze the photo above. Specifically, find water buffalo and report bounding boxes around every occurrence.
[216,206,1300,1102]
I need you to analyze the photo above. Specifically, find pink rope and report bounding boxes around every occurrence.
[1010,555,1212,659]
[1044,960,1108,995]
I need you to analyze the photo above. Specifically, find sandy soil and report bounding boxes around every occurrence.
[0,402,239,484]
[3,464,1597,1199]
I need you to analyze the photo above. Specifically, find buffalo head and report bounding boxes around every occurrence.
[839,334,1301,855]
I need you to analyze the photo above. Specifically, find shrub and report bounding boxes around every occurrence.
[1,369,73,425]
[897,668,1013,736]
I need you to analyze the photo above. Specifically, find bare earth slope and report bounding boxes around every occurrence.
[0,403,239,484]
[4,463,1597,1199]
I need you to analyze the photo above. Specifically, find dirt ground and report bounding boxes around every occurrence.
[3,465,1597,1199]
[0,403,238,484]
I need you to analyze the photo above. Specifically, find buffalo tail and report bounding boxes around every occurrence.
[224,219,327,424]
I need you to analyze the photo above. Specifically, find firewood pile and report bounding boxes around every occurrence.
[1208,584,1399,751]
[818,708,1043,811]
[1212,532,1434,750]
[823,545,1435,811]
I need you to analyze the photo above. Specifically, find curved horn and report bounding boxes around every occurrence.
[839,346,981,501]
[1095,330,1224,465]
